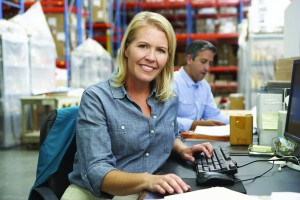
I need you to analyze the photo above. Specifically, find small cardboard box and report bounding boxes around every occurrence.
[230,114,253,145]
[229,93,244,110]
[274,57,300,81]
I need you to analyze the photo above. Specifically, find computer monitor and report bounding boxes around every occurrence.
[284,59,300,147]
[283,59,300,170]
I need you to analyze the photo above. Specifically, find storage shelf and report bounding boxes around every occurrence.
[93,36,108,44]
[112,0,248,97]
[24,1,77,13]
[210,83,238,89]
[56,60,66,69]
[120,1,249,10]
[209,66,238,73]
[176,33,238,41]
[88,22,111,29]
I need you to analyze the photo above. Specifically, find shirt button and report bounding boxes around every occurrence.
[145,153,149,157]
[121,125,125,129]
[150,130,154,134]
[153,115,157,119]
[172,122,174,126]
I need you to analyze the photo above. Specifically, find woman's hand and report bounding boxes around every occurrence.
[146,173,191,195]
[180,142,214,162]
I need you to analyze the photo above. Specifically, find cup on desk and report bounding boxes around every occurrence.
[277,110,287,137]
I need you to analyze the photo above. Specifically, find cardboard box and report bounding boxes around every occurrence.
[230,114,253,145]
[274,56,300,81]
[45,13,86,59]
[229,93,244,110]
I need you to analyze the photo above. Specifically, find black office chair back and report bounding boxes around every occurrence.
[29,106,78,200]
[40,109,77,198]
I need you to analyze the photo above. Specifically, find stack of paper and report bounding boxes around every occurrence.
[164,187,259,200]
[194,124,230,137]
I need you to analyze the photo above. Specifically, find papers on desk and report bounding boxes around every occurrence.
[194,124,230,137]
[164,187,259,200]
[271,192,300,200]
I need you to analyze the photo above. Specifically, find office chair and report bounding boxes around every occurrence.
[28,106,79,200]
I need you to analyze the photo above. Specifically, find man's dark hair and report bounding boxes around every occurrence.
[185,40,217,60]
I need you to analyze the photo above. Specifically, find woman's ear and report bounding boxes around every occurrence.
[124,46,128,58]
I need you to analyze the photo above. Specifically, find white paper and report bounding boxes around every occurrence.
[271,192,300,200]
[194,124,230,136]
[164,187,259,200]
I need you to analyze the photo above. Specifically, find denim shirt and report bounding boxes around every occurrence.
[174,67,229,132]
[68,77,181,197]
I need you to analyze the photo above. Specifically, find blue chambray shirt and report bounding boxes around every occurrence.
[174,67,229,132]
[68,77,182,197]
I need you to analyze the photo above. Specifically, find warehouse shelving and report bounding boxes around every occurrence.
[21,0,85,87]
[23,0,115,86]
[0,0,24,19]
[115,0,251,96]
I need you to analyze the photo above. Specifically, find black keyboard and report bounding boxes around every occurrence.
[194,146,238,175]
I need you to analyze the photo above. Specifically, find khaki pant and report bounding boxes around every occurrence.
[61,184,139,200]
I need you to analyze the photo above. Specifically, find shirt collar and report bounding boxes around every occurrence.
[109,77,157,99]
[179,66,201,88]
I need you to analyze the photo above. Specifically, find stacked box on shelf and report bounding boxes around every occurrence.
[82,0,109,23]
[274,57,300,81]
[216,43,237,66]
[46,13,86,59]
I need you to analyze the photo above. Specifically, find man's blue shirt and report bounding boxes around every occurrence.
[174,67,229,132]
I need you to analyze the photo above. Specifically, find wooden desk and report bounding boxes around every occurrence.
[20,95,81,148]
[181,131,229,141]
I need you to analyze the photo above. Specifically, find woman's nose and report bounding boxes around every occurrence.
[145,49,155,62]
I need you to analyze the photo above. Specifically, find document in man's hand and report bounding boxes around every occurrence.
[194,124,230,137]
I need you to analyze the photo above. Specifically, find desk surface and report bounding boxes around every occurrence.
[144,140,300,198]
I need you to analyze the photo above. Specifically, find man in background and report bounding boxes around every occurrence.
[174,40,229,133]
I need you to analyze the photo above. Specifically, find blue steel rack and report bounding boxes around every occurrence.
[0,0,24,18]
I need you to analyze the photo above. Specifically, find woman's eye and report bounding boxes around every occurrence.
[138,44,148,49]
[158,49,166,54]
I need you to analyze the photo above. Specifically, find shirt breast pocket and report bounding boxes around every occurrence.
[108,122,147,155]
[178,99,194,116]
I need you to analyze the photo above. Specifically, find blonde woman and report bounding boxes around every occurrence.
[61,11,213,200]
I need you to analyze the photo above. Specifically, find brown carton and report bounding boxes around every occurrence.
[274,57,300,81]
[229,93,244,110]
[230,114,253,145]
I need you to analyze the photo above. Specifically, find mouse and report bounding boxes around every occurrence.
[196,171,236,186]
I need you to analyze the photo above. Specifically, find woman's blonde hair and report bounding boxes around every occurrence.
[111,11,177,102]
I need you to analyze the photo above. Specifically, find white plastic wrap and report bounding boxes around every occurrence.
[10,1,57,94]
[71,38,113,88]
[0,19,30,148]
